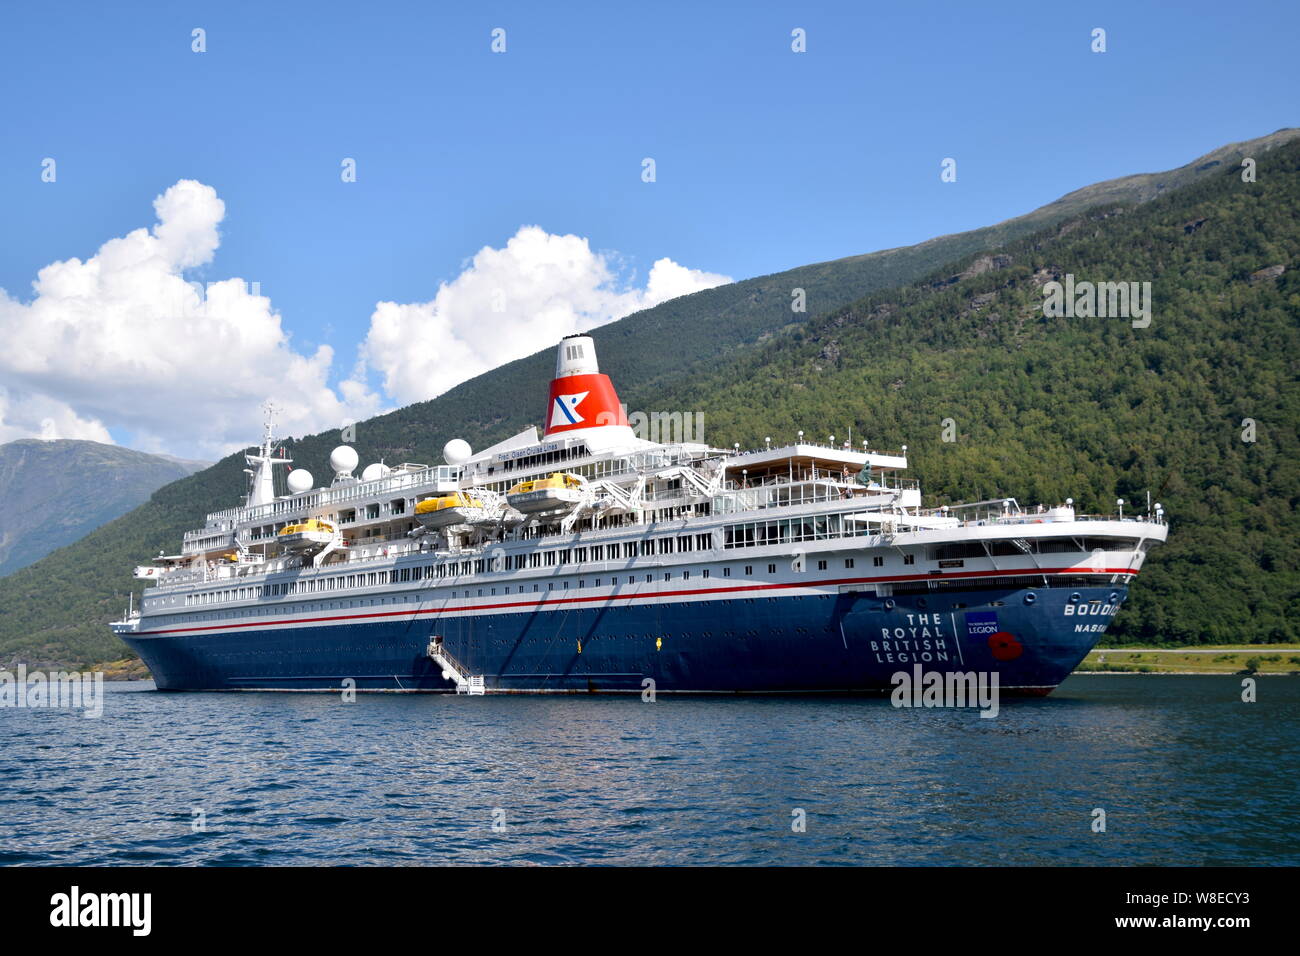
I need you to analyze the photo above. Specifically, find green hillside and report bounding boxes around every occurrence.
[652,143,1300,645]
[0,131,1296,667]
[0,440,208,577]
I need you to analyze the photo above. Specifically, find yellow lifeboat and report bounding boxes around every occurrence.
[506,472,585,514]
[414,492,490,529]
[277,519,336,551]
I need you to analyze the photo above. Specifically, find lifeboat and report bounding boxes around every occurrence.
[415,492,490,529]
[277,518,337,551]
[506,472,585,514]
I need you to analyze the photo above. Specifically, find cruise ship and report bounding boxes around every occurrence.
[114,334,1168,694]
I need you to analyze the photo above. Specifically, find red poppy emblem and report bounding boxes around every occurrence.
[989,631,1023,661]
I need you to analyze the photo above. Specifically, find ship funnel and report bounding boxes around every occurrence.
[555,333,600,378]
[544,334,629,437]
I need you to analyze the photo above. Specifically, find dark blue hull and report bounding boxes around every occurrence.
[121,583,1127,695]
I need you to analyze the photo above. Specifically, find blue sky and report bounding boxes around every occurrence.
[0,0,1296,456]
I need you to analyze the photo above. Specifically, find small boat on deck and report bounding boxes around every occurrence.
[277,519,336,551]
[415,492,490,529]
[505,472,585,514]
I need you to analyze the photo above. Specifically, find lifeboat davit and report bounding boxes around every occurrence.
[415,492,490,529]
[277,519,336,551]
[506,472,585,515]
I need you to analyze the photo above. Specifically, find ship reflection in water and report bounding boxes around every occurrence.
[0,675,1295,866]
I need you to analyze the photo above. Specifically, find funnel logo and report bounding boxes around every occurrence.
[543,372,627,436]
[550,391,589,428]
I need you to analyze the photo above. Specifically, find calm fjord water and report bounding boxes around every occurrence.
[1,675,1296,866]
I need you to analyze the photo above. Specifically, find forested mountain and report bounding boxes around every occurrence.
[0,440,208,578]
[0,132,1295,667]
[652,145,1299,645]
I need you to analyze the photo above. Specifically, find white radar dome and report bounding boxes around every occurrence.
[443,438,472,466]
[286,469,314,494]
[361,462,391,482]
[329,445,359,476]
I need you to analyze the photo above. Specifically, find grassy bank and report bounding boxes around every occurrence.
[1080,648,1300,674]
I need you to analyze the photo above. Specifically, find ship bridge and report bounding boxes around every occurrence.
[723,442,907,481]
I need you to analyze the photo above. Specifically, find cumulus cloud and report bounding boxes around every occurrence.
[0,184,730,458]
[0,389,113,444]
[360,226,731,405]
[0,180,382,458]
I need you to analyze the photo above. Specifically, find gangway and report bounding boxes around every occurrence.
[426,636,486,695]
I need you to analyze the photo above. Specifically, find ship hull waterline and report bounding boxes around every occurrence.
[118,583,1127,696]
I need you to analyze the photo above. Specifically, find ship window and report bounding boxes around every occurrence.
[844,558,854,568]
[745,566,753,575]
[767,564,776,574]
[873,556,884,567]
[702,569,709,578]
[645,574,652,583]
[683,571,690,580]
[723,567,730,577]
[817,560,827,571]
[903,554,915,565]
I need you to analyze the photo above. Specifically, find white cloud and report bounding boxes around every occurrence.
[0,389,113,444]
[0,180,382,458]
[0,185,730,459]
[361,226,731,405]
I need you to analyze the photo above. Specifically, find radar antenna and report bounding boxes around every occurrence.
[244,401,293,507]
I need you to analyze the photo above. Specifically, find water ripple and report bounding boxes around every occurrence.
[0,676,1297,865]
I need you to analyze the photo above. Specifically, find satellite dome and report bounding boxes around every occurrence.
[360,462,391,482]
[443,438,472,466]
[329,445,359,476]
[286,469,314,494]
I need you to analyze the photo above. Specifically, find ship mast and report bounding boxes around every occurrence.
[244,402,293,507]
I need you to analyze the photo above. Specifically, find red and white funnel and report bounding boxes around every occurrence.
[543,334,633,444]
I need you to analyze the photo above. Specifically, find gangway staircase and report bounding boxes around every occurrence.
[426,636,486,695]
